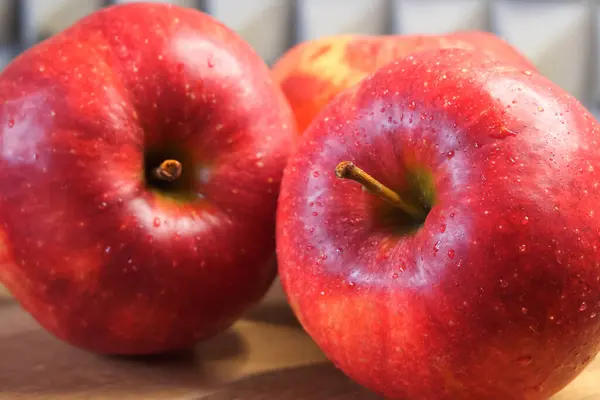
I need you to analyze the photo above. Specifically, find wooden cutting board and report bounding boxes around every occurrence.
[0,282,599,400]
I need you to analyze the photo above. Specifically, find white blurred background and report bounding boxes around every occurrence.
[0,0,598,112]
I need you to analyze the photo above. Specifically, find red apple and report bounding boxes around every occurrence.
[0,3,295,354]
[272,31,536,135]
[277,47,600,399]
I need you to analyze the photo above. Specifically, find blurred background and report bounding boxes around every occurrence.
[0,0,598,117]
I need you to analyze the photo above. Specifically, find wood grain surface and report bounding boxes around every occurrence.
[1,281,599,400]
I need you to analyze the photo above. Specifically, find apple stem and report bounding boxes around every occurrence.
[335,161,426,221]
[154,159,182,181]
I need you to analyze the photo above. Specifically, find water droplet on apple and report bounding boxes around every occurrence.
[512,99,517,104]
[519,244,527,252]
[537,106,544,112]
[104,246,111,253]
[591,312,597,319]
[523,70,532,76]
[521,307,528,314]
[580,302,588,312]
[439,224,446,233]
[449,213,455,219]
[98,202,108,210]
[433,241,441,255]
[499,279,509,288]
[153,218,161,227]
[118,45,128,57]
[207,57,215,68]
[522,216,529,225]
[392,273,399,279]
[447,249,455,259]
[491,127,518,139]
[446,150,455,159]
[408,101,416,110]
[516,355,532,365]
[312,171,319,178]
[7,119,14,128]
[127,258,133,264]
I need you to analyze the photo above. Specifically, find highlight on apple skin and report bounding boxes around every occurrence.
[0,2,296,355]
[276,47,600,399]
[272,30,536,135]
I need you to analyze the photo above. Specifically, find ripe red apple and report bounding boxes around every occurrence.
[272,31,536,135]
[0,3,295,354]
[277,47,600,399]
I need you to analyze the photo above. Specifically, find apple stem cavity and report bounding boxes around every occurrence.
[335,161,426,221]
[154,159,183,182]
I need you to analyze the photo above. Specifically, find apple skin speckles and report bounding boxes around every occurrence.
[0,2,295,355]
[277,47,600,400]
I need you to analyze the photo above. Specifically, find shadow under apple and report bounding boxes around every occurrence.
[197,361,383,400]
[0,303,248,396]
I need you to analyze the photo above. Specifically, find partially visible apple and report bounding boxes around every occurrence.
[272,31,536,134]
[277,47,600,399]
[0,3,295,354]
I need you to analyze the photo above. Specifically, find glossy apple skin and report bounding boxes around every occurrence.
[0,3,295,354]
[277,48,600,399]
[272,31,536,135]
